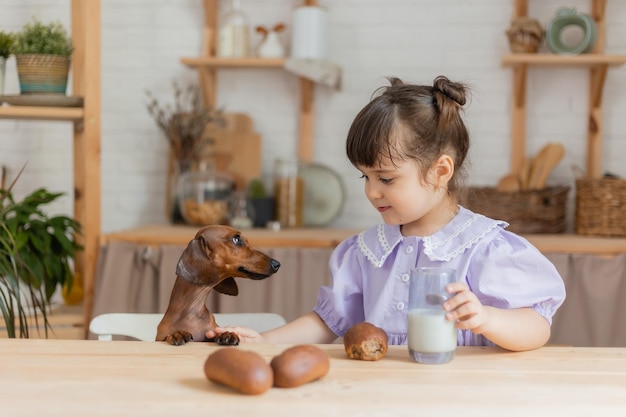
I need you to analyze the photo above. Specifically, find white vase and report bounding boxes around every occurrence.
[0,56,6,96]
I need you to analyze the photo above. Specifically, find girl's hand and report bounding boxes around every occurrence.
[206,326,265,344]
[442,282,491,334]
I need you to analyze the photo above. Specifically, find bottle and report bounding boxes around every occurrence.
[229,190,254,229]
[274,158,304,228]
[218,0,250,57]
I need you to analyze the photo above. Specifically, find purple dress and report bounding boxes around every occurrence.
[313,206,566,346]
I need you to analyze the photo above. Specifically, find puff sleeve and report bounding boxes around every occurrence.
[466,231,566,325]
[313,235,366,336]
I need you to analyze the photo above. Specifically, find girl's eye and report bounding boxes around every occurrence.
[359,174,368,181]
[379,177,392,184]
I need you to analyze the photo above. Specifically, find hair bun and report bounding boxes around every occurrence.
[433,76,467,107]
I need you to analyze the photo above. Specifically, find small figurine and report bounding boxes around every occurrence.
[256,23,286,58]
[506,17,545,53]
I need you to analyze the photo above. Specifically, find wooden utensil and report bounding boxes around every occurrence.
[496,172,521,192]
[518,157,532,190]
[202,113,262,190]
[528,143,565,190]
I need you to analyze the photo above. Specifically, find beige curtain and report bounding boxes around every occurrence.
[546,253,626,347]
[93,242,626,347]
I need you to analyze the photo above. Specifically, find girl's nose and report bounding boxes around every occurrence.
[365,181,383,200]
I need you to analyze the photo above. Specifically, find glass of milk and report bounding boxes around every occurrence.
[407,267,458,364]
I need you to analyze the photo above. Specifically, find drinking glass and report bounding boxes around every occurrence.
[407,267,458,364]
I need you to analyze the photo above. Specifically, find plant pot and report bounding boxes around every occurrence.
[0,56,6,96]
[16,54,70,95]
[251,197,276,228]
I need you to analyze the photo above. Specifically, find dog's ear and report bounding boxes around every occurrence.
[213,277,239,296]
[176,238,218,285]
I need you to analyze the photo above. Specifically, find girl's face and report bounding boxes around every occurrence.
[357,155,456,236]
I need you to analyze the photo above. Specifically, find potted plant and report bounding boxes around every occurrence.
[146,81,223,223]
[0,167,82,338]
[11,18,73,95]
[247,177,275,228]
[0,30,13,95]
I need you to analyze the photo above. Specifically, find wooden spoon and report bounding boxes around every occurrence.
[518,158,531,190]
[534,143,565,189]
[528,143,565,190]
[496,172,520,192]
[527,144,552,190]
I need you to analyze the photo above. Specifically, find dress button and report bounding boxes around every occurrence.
[401,273,410,282]
[396,301,405,311]
[406,246,414,253]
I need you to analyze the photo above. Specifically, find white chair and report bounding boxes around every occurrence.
[89,312,287,341]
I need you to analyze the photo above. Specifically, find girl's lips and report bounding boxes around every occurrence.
[377,206,391,213]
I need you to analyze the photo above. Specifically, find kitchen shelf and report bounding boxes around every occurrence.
[0,106,84,121]
[0,0,101,336]
[503,0,625,178]
[183,0,318,164]
[102,225,360,249]
[180,57,286,68]
[102,225,626,256]
[502,53,626,67]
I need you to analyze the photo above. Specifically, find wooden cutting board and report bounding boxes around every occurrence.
[202,113,262,190]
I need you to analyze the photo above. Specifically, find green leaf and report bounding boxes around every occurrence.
[1,180,81,337]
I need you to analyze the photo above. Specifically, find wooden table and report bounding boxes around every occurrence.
[0,340,624,416]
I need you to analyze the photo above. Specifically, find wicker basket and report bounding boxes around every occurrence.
[16,54,70,95]
[575,178,626,237]
[464,186,569,234]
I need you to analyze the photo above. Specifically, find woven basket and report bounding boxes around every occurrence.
[464,186,569,234]
[16,54,70,95]
[575,178,626,237]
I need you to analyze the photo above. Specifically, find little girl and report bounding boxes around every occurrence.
[208,75,566,351]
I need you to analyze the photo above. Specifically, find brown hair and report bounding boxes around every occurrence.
[346,75,470,196]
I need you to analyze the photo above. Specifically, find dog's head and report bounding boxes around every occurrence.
[175,225,281,296]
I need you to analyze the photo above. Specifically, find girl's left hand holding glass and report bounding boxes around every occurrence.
[443,282,552,351]
[442,282,491,333]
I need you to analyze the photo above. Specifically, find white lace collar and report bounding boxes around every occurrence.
[357,206,508,267]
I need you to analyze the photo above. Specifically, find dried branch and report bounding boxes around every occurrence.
[145,81,223,172]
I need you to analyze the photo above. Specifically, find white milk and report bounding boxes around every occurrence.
[408,309,457,353]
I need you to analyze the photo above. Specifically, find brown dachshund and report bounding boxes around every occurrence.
[156,225,281,345]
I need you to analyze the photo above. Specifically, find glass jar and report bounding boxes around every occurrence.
[274,158,304,228]
[178,168,235,226]
[229,190,254,229]
[217,0,250,57]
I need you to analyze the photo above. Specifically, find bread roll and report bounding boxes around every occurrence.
[270,344,330,388]
[204,348,273,395]
[343,321,388,361]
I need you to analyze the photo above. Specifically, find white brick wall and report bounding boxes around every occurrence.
[1,0,626,233]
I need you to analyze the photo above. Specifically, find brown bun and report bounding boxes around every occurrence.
[343,322,388,361]
[204,348,273,395]
[270,344,330,388]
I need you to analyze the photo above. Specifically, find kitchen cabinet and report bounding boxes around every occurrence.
[502,0,626,178]
[180,0,320,164]
[0,0,101,336]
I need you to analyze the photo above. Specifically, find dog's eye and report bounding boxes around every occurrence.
[231,235,244,247]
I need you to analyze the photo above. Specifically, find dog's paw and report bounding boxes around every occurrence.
[165,331,194,346]
[215,331,240,346]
